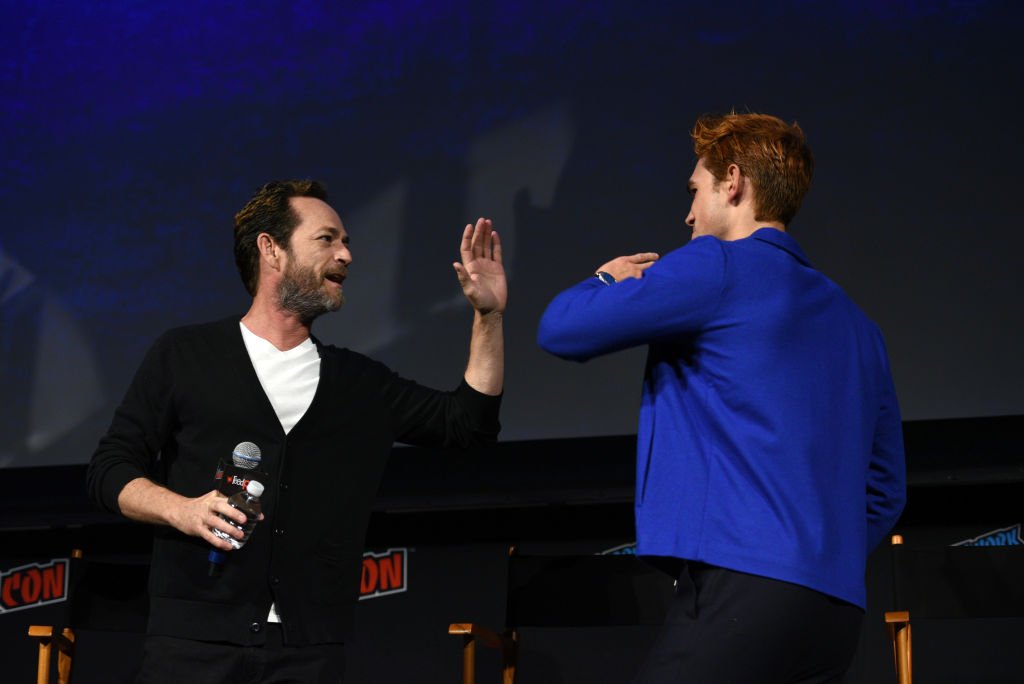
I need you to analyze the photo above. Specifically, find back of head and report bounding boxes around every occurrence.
[233,180,329,296]
[691,112,814,226]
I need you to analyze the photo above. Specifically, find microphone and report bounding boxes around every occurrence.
[214,441,264,493]
[231,441,262,469]
[208,441,262,577]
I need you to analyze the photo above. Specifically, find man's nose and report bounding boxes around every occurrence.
[685,212,695,227]
[336,247,352,266]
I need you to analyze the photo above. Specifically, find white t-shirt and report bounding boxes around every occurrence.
[239,322,320,435]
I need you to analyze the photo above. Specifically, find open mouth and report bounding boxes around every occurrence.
[324,272,346,288]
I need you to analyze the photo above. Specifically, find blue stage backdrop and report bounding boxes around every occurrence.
[2,0,1022,467]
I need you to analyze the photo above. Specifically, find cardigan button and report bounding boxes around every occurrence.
[280,482,289,491]
[250,622,261,633]
[274,528,285,535]
[272,576,280,585]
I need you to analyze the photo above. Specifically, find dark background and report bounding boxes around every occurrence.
[2,0,1023,469]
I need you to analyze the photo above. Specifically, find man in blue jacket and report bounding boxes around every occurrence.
[538,112,905,683]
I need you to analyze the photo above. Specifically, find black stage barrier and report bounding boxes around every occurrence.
[2,415,1022,683]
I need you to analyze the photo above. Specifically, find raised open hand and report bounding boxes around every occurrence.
[453,218,507,315]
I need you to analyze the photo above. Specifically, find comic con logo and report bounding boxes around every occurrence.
[359,548,407,601]
[0,559,69,614]
[953,523,1024,547]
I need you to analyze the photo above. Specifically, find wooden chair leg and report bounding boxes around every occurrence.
[37,638,52,684]
[461,634,476,684]
[29,626,54,684]
[57,628,76,684]
[28,625,76,684]
[450,622,517,684]
[501,630,518,684]
[885,611,912,684]
[891,622,911,684]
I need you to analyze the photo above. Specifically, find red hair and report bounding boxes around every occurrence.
[691,113,814,226]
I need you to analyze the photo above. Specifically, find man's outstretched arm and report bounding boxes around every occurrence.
[453,218,506,396]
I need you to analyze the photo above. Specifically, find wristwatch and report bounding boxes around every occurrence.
[595,271,616,286]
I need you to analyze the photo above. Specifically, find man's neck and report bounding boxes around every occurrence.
[241,296,313,351]
[722,219,786,241]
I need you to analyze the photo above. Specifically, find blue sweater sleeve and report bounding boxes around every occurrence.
[865,338,907,552]
[537,237,727,361]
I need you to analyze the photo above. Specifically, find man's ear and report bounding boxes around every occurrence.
[725,163,745,204]
[256,233,282,271]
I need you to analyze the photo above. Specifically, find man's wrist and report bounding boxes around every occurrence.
[595,271,616,286]
[473,309,505,325]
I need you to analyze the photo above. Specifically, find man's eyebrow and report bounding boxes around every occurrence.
[317,226,350,243]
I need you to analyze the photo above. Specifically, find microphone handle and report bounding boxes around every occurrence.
[208,549,226,577]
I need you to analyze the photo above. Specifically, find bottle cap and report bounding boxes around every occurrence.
[246,480,265,497]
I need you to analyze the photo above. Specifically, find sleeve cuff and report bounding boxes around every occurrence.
[455,378,502,439]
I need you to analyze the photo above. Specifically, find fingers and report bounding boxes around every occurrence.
[188,492,246,547]
[459,223,474,261]
[628,252,660,264]
[595,252,660,283]
[204,506,244,550]
[463,218,497,261]
[212,499,247,527]
[203,526,236,551]
[452,262,470,286]
[490,228,503,263]
[469,218,491,259]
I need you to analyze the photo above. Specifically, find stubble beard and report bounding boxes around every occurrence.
[277,262,345,324]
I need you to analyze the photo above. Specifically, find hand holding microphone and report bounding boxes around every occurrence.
[208,441,265,576]
[211,480,264,549]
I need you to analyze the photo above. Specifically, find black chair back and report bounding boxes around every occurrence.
[891,543,1024,619]
[506,554,674,628]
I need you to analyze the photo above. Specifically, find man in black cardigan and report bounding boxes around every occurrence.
[87,180,505,683]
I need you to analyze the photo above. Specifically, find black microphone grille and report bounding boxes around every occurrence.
[231,441,262,469]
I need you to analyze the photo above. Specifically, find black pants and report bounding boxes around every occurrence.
[136,624,345,684]
[633,563,862,684]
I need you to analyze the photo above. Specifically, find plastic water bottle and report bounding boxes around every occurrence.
[211,480,264,550]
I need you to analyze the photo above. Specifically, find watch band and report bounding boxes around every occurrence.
[595,271,617,286]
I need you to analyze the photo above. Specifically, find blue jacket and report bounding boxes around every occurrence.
[538,228,905,608]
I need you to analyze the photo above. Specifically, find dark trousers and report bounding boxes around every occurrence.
[633,562,863,684]
[136,624,346,684]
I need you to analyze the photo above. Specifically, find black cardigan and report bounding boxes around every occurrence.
[87,317,500,645]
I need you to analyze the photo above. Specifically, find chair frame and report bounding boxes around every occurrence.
[447,623,518,684]
[27,625,76,684]
[883,532,1024,683]
[27,549,82,684]
[26,548,149,684]
[448,545,674,684]
[448,545,519,684]
[884,534,911,683]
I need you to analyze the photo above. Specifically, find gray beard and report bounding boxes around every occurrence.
[277,266,344,323]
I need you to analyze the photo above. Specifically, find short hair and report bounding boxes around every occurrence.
[233,180,329,296]
[691,112,814,226]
